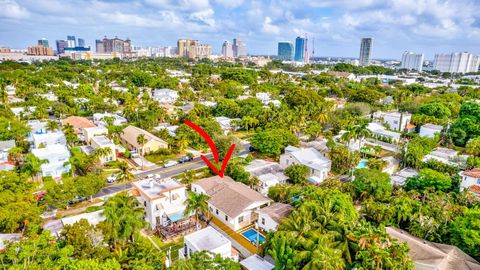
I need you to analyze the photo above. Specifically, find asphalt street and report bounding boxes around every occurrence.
[93,144,250,199]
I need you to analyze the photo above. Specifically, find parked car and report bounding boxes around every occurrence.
[107,173,118,183]
[164,160,179,168]
[179,155,193,163]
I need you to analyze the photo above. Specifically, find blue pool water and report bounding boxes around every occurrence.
[356,159,368,169]
[167,211,185,222]
[242,229,265,244]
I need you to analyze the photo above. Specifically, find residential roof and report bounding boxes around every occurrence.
[185,226,230,252]
[406,123,416,129]
[284,146,331,171]
[240,255,275,270]
[327,71,354,78]
[62,116,95,133]
[91,135,113,147]
[0,233,21,250]
[194,176,271,218]
[386,227,480,270]
[463,168,480,178]
[257,203,293,224]
[132,178,184,200]
[121,125,168,148]
[391,168,419,185]
[468,185,480,196]
[0,140,15,151]
[422,123,444,131]
[61,210,106,227]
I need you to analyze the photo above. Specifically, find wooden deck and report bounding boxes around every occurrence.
[209,215,258,254]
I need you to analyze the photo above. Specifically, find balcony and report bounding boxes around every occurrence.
[157,216,197,240]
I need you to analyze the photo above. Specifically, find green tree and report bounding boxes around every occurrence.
[250,128,298,157]
[448,207,480,261]
[405,168,452,192]
[116,161,134,189]
[60,219,110,260]
[212,134,239,158]
[103,193,145,245]
[46,120,59,132]
[184,191,209,226]
[352,168,392,201]
[284,164,310,184]
[21,153,48,180]
[466,137,480,156]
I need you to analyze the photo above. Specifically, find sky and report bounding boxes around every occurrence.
[1,0,480,60]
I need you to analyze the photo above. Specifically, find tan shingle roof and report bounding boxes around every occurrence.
[120,125,168,148]
[194,176,271,218]
[386,227,480,270]
[257,203,293,223]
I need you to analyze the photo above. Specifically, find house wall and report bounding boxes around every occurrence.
[90,140,116,164]
[460,175,480,191]
[141,139,168,155]
[257,213,279,232]
[32,132,66,148]
[83,128,108,143]
[280,153,331,182]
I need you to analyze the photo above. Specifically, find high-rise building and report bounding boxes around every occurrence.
[401,51,424,72]
[294,36,305,62]
[66,35,76,48]
[359,38,373,66]
[55,40,67,54]
[77,38,85,48]
[95,36,131,56]
[233,38,247,57]
[177,39,211,59]
[222,41,234,58]
[278,42,294,61]
[433,52,480,73]
[38,38,49,47]
[28,45,54,56]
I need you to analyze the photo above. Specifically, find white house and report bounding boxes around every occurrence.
[367,122,402,143]
[256,203,292,232]
[244,159,288,195]
[90,136,116,163]
[153,123,179,137]
[0,140,15,164]
[83,126,109,143]
[192,176,271,231]
[255,92,281,107]
[152,88,179,104]
[459,168,480,197]
[31,131,66,148]
[132,178,189,230]
[280,146,332,184]
[0,233,21,250]
[10,106,36,118]
[93,113,127,126]
[179,226,235,260]
[5,85,16,96]
[31,144,71,178]
[373,111,412,131]
[419,124,443,138]
[214,117,240,135]
[422,147,469,167]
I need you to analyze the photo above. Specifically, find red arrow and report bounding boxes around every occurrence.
[185,120,235,178]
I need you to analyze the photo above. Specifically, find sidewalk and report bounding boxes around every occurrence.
[209,216,256,257]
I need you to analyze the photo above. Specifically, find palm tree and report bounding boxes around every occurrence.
[136,134,147,170]
[46,120,59,132]
[180,170,196,187]
[341,125,357,149]
[184,191,209,227]
[103,193,145,246]
[297,232,345,270]
[21,153,49,181]
[116,161,134,190]
[93,147,112,165]
[175,136,189,153]
[267,235,298,270]
[353,121,372,151]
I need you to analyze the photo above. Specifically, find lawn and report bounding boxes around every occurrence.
[145,152,177,164]
[151,235,184,261]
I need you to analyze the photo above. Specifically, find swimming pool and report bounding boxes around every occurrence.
[241,229,265,244]
[356,159,368,169]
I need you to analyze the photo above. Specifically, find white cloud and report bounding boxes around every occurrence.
[262,16,280,34]
[0,0,29,19]
[214,0,243,8]
[189,8,215,27]
[100,11,161,27]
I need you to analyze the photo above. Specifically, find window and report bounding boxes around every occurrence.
[225,215,229,221]
[261,218,265,225]
[209,207,213,212]
[216,209,219,215]
[477,179,480,185]
[238,216,244,223]
[144,201,147,207]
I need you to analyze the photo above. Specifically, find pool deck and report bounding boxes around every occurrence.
[209,215,258,255]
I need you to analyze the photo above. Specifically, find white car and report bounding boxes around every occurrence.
[163,160,179,168]
[107,174,118,183]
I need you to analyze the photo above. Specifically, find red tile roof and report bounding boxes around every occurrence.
[468,185,480,195]
[406,123,416,129]
[464,168,480,178]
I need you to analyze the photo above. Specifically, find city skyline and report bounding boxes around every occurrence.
[1,0,480,59]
